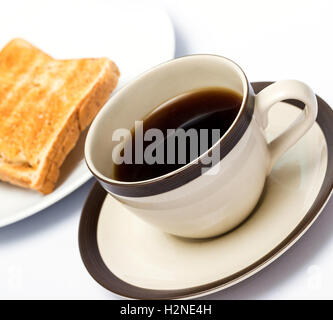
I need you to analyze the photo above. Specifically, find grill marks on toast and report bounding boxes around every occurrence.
[0,48,47,123]
[0,55,55,166]
[0,39,119,193]
[0,57,80,167]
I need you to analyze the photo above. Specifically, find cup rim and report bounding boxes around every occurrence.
[85,54,250,190]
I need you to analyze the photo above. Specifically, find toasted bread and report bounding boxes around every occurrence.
[0,38,119,193]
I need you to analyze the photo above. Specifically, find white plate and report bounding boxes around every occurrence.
[0,0,175,227]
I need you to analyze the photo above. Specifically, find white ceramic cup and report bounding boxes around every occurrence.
[85,55,318,239]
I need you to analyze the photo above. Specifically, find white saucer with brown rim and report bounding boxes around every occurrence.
[79,82,333,300]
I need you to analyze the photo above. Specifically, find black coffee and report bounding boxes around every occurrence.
[113,87,242,182]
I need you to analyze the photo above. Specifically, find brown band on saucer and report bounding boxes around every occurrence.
[79,82,333,299]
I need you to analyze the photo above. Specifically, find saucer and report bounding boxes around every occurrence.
[79,82,333,299]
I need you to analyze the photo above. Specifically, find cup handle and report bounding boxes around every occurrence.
[255,80,318,174]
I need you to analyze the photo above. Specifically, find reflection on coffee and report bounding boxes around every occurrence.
[113,87,242,182]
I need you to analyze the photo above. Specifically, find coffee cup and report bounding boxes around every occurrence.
[85,55,317,238]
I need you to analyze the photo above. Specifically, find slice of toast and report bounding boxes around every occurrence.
[0,38,119,194]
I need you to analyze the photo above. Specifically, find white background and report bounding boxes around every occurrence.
[0,0,332,299]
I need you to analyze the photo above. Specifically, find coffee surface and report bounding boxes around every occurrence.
[113,87,242,182]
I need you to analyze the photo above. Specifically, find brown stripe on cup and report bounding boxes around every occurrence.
[89,80,255,198]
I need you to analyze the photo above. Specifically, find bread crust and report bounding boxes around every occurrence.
[0,39,119,194]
